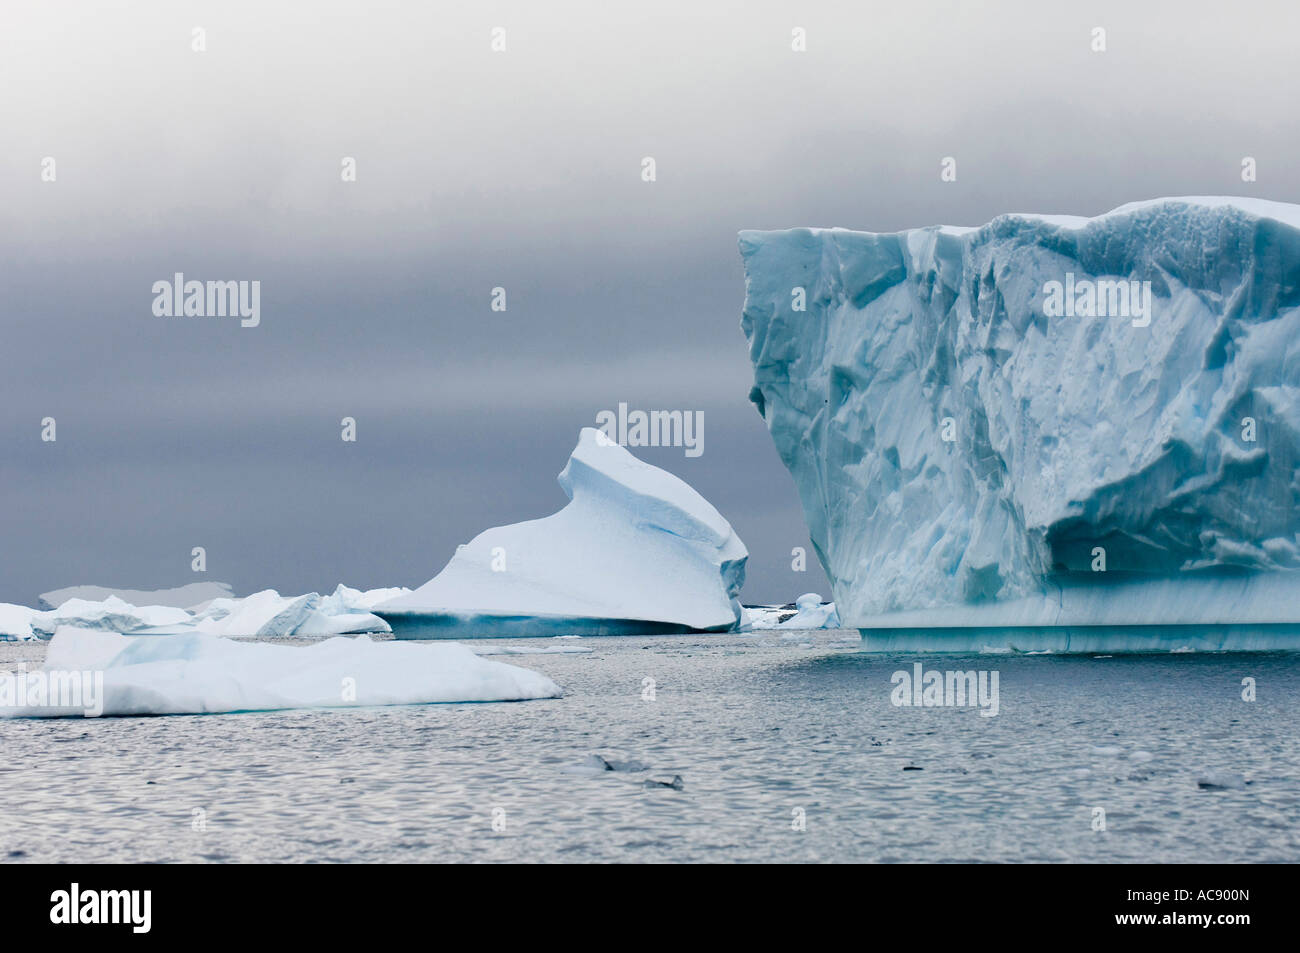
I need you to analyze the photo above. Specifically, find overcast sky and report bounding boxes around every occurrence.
[2,1,1298,605]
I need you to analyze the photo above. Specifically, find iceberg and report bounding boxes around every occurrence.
[375,428,748,638]
[29,596,192,639]
[1,626,561,717]
[192,590,322,637]
[744,593,840,629]
[740,197,1300,649]
[0,604,38,641]
[37,582,235,611]
[318,583,412,614]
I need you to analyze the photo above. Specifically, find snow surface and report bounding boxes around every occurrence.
[741,196,1300,631]
[1,626,560,717]
[376,428,748,637]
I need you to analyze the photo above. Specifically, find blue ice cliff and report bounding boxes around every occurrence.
[740,197,1300,650]
[375,428,748,637]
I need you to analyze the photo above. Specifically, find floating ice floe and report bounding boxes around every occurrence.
[1197,770,1248,791]
[744,593,840,630]
[375,428,748,638]
[741,197,1300,650]
[0,626,561,717]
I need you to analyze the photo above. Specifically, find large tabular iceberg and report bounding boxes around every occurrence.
[1,626,560,717]
[375,428,748,637]
[741,197,1300,650]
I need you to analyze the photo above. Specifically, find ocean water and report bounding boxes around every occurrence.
[2,630,1297,863]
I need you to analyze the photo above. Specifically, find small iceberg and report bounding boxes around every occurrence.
[375,428,748,638]
[564,754,652,775]
[744,593,840,630]
[0,626,561,717]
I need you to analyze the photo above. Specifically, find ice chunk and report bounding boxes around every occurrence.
[37,582,235,611]
[1,626,561,717]
[566,754,650,774]
[1197,770,1248,790]
[740,197,1300,638]
[643,775,685,790]
[376,428,747,637]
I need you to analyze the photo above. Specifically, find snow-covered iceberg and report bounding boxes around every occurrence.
[375,428,748,637]
[740,197,1300,647]
[744,593,840,630]
[0,626,560,717]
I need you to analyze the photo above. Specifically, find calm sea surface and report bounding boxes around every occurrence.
[2,631,1297,863]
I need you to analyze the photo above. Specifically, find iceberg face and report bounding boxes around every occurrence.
[740,197,1300,631]
[376,428,748,637]
[1,626,560,717]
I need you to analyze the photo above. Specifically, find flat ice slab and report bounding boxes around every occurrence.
[376,428,748,638]
[0,627,561,717]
